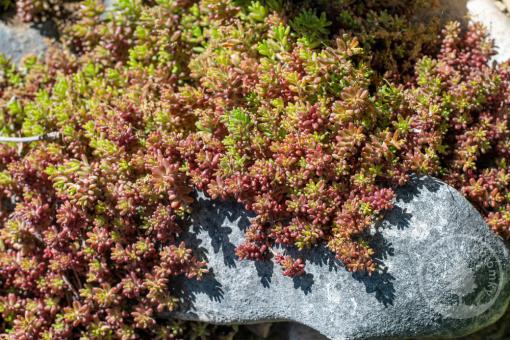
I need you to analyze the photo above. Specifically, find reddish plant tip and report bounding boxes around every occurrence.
[275,254,306,277]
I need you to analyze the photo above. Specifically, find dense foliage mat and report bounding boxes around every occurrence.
[0,0,71,22]
[0,0,509,338]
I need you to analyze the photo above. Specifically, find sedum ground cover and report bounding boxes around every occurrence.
[0,0,509,338]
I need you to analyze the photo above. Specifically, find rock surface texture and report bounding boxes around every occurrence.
[176,176,510,340]
[466,0,510,62]
[0,21,49,64]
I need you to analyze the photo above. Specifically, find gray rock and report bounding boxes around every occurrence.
[0,21,49,64]
[467,0,510,62]
[439,0,510,62]
[103,0,117,13]
[174,176,510,340]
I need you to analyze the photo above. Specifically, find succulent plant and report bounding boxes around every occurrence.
[0,0,509,338]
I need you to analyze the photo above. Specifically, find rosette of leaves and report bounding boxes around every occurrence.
[234,0,442,81]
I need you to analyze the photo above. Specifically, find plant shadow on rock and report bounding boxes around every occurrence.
[351,246,396,307]
[396,175,442,204]
[171,233,225,312]
[0,4,59,40]
[178,176,441,310]
[174,192,253,311]
[351,228,398,307]
[351,175,442,307]
[190,192,254,268]
[255,259,274,289]
[30,20,59,39]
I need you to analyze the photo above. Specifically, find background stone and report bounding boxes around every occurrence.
[437,0,510,62]
[103,0,116,14]
[0,21,49,64]
[467,0,510,62]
